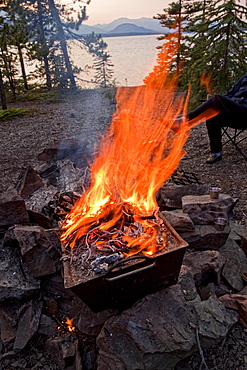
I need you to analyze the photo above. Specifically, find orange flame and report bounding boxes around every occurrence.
[64,318,75,333]
[61,33,212,256]
[200,73,212,94]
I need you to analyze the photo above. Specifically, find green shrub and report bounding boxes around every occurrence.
[0,108,30,120]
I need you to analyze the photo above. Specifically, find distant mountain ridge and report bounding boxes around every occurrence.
[75,17,167,37]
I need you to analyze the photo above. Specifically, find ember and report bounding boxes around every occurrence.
[64,318,75,333]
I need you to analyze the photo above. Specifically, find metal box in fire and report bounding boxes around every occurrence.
[62,214,188,312]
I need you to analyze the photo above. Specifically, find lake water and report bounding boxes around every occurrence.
[70,34,164,88]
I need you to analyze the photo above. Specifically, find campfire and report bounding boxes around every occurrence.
[57,35,194,311]
[60,33,217,262]
[62,38,189,254]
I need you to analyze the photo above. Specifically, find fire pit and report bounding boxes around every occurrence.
[62,213,187,312]
[59,42,200,313]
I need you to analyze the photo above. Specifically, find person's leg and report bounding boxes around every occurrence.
[188,95,247,163]
[206,116,222,153]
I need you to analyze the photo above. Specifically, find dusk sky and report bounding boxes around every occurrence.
[84,0,170,25]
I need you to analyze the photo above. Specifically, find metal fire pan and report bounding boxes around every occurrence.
[62,213,188,312]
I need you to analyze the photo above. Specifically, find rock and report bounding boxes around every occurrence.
[73,303,118,337]
[97,284,196,370]
[44,335,80,369]
[43,296,59,317]
[241,227,247,255]
[157,184,209,210]
[178,265,198,301]
[192,295,238,347]
[180,224,230,249]
[15,165,44,199]
[27,209,53,229]
[219,287,247,328]
[8,225,61,278]
[83,348,98,370]
[0,315,16,347]
[162,209,195,232]
[42,274,83,317]
[182,250,226,286]
[219,238,247,292]
[229,220,245,245]
[14,300,43,351]
[0,188,29,227]
[0,242,40,303]
[181,194,235,225]
[97,279,238,370]
[38,314,57,337]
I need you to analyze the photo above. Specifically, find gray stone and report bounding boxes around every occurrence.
[157,184,209,210]
[182,194,235,225]
[162,209,195,232]
[73,303,118,337]
[44,335,80,369]
[97,278,238,370]
[219,290,247,328]
[38,314,57,337]
[0,243,40,303]
[183,250,226,285]
[192,295,238,347]
[0,188,29,226]
[15,166,44,199]
[178,265,199,301]
[14,300,43,350]
[219,238,247,292]
[180,225,230,250]
[229,220,245,245]
[241,227,247,255]
[0,315,16,346]
[7,225,61,278]
[97,284,196,370]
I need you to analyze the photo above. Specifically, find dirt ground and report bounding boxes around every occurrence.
[1,89,247,369]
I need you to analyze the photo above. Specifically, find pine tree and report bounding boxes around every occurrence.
[154,0,189,76]
[0,12,18,99]
[85,33,115,88]
[181,0,247,102]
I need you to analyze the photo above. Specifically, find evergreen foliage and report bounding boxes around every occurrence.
[154,0,188,75]
[85,33,115,88]
[182,0,247,104]
[154,0,247,105]
[0,0,114,98]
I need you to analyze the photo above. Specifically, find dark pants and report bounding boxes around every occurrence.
[188,95,247,153]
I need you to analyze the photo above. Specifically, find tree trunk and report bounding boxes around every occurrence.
[47,0,77,89]
[0,69,7,110]
[1,48,16,100]
[37,0,52,89]
[176,0,182,76]
[17,44,28,90]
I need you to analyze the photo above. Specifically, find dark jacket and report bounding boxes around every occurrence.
[226,72,247,108]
